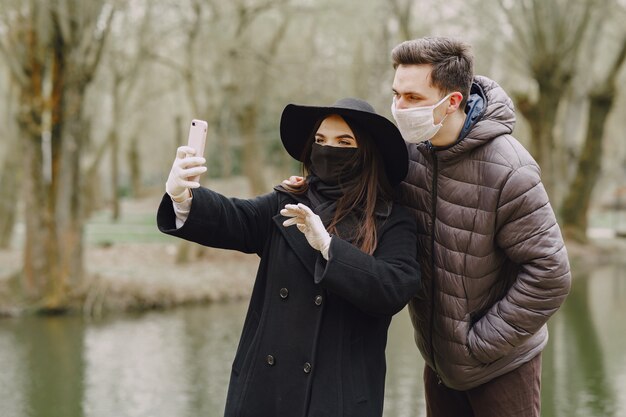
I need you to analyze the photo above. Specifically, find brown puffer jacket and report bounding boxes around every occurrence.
[400,75,571,390]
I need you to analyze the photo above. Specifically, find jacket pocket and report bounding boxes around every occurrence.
[463,313,485,365]
[232,311,260,375]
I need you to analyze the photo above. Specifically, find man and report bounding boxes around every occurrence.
[390,37,571,416]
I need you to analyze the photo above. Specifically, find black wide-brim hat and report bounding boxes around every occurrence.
[280,97,408,186]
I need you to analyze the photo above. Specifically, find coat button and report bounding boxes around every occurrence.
[279,288,289,299]
[314,295,323,306]
[266,355,275,366]
[303,362,312,373]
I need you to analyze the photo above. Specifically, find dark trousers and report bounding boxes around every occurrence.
[424,354,542,417]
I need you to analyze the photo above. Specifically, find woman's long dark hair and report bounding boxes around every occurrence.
[282,115,394,255]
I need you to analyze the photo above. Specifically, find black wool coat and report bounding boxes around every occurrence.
[157,186,421,417]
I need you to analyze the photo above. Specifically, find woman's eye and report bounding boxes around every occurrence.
[315,137,325,144]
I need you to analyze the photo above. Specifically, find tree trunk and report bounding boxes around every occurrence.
[388,0,414,40]
[83,124,112,219]
[0,76,20,249]
[560,90,613,242]
[21,37,87,311]
[560,38,626,242]
[110,129,120,220]
[22,125,48,300]
[57,85,86,302]
[110,76,122,221]
[206,110,230,178]
[127,136,142,198]
[24,69,87,310]
[515,82,564,201]
[237,104,266,195]
[0,137,20,248]
[20,32,66,308]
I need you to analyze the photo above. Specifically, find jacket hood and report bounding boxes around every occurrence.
[431,75,516,162]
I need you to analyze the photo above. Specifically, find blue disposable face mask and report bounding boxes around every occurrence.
[391,93,452,143]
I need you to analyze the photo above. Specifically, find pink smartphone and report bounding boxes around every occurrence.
[186,119,208,182]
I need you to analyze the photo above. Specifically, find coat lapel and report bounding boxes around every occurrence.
[273,214,318,276]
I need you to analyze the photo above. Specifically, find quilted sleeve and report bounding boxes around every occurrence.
[467,163,571,363]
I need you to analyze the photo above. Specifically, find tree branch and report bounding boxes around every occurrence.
[82,2,116,85]
[560,0,596,62]
[0,9,30,86]
[55,0,72,45]
[145,50,187,74]
[603,35,626,90]
[496,0,531,64]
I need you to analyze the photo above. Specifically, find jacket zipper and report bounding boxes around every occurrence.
[427,143,439,377]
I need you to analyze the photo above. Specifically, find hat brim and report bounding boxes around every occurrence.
[279,104,408,186]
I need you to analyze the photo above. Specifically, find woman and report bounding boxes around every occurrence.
[157,98,420,417]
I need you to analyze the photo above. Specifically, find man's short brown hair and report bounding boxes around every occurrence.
[392,37,474,107]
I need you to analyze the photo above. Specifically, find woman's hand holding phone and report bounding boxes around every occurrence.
[165,119,209,202]
[165,146,207,202]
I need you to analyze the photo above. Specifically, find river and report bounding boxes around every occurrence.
[0,262,624,417]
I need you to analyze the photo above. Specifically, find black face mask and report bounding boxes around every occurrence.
[309,143,359,185]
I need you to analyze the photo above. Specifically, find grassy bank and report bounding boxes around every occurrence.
[1,180,625,316]
[0,180,260,316]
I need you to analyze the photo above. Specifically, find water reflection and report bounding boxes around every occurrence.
[384,310,426,417]
[542,264,626,417]
[0,326,28,416]
[83,303,246,417]
[0,315,85,417]
[0,263,624,417]
[84,314,190,416]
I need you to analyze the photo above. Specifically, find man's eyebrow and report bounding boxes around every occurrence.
[393,88,423,96]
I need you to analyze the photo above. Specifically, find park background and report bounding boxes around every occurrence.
[0,0,625,416]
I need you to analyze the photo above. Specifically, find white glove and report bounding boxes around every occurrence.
[281,203,331,259]
[166,146,207,202]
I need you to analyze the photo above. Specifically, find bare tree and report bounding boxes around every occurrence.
[229,0,292,194]
[83,2,178,216]
[165,0,293,261]
[101,1,153,219]
[496,0,599,199]
[143,0,221,264]
[561,27,626,242]
[149,0,294,192]
[0,0,115,310]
